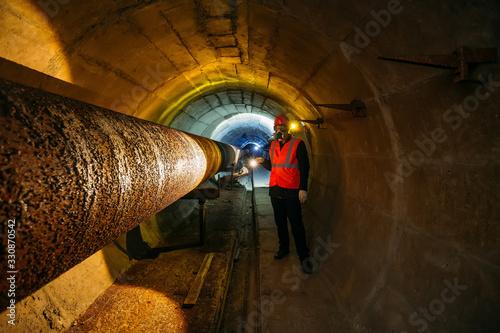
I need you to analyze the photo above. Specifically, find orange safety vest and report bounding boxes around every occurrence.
[269,138,302,189]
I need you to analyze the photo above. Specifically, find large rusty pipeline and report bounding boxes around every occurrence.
[0,79,239,308]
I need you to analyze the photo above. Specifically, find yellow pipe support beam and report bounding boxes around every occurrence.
[0,79,239,308]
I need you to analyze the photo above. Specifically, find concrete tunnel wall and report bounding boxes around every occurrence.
[0,0,499,332]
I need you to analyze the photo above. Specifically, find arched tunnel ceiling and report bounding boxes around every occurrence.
[169,90,279,146]
[0,0,375,127]
[2,0,498,125]
[0,0,387,165]
[211,112,274,147]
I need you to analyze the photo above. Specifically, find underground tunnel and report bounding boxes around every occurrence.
[0,0,499,332]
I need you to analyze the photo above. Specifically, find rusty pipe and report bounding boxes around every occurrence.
[0,79,239,308]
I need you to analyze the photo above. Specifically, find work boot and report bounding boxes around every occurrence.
[274,249,289,260]
[301,257,315,274]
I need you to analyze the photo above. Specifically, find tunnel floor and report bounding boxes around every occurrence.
[66,185,254,333]
[253,187,348,333]
[65,178,346,333]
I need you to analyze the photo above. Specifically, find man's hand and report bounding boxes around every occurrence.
[255,157,265,164]
[299,190,308,203]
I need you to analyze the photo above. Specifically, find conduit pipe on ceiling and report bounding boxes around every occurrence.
[0,79,239,307]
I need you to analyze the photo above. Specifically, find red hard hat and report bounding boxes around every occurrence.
[274,114,290,126]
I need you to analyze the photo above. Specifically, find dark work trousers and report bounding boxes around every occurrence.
[271,196,309,260]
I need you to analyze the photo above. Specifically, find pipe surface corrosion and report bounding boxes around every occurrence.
[0,79,238,308]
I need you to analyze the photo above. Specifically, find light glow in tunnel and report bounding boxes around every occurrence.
[210,113,274,148]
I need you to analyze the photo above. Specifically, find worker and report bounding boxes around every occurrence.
[255,114,314,274]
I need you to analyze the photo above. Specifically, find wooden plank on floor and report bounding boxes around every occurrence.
[183,252,214,308]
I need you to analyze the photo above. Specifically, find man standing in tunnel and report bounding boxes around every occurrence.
[256,114,313,274]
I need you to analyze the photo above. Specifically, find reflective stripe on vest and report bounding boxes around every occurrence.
[269,138,301,189]
[271,138,299,168]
